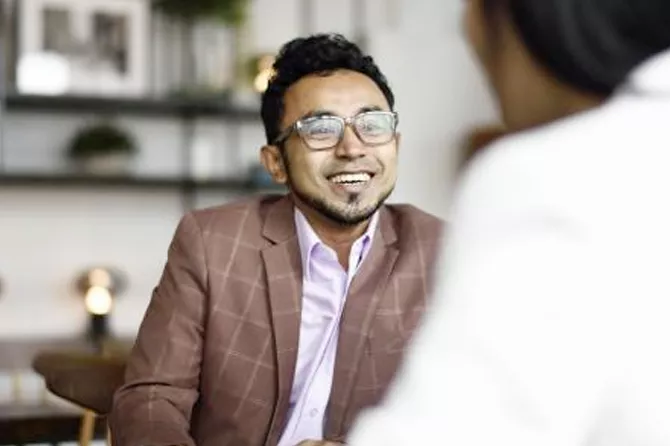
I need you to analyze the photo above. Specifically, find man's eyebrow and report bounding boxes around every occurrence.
[358,105,384,113]
[300,105,385,120]
[300,109,336,120]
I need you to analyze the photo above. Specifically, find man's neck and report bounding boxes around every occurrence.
[293,199,372,269]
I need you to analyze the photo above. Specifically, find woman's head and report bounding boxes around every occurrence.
[465,0,670,130]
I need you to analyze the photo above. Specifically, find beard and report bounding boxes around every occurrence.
[291,183,393,226]
[283,155,393,227]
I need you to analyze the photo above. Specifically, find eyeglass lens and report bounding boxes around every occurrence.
[299,111,396,149]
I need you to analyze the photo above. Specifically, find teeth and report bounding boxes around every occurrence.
[330,173,371,184]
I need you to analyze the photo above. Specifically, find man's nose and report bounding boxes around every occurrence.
[334,126,366,158]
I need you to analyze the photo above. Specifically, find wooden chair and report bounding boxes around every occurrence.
[32,351,127,446]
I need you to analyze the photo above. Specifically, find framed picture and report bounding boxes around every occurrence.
[17,0,149,97]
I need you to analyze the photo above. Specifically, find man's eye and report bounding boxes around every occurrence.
[359,120,385,133]
[306,122,338,136]
[311,125,334,134]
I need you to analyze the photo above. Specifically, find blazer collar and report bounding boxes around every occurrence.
[261,194,398,247]
[261,195,296,244]
[260,194,398,444]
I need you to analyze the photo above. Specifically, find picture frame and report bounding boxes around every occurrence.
[17,0,149,97]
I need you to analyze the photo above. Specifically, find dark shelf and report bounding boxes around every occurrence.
[0,172,275,191]
[4,93,261,120]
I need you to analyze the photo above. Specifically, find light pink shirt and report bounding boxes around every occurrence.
[277,208,378,446]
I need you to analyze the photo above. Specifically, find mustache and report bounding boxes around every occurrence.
[325,161,381,176]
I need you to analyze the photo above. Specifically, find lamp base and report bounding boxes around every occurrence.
[88,314,110,353]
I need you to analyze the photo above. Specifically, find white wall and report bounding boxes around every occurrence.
[0,0,497,341]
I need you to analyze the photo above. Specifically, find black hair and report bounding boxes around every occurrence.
[482,0,670,95]
[260,33,395,145]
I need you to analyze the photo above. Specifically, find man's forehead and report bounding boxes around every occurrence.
[283,70,389,120]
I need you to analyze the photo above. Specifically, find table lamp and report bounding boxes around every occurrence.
[75,267,126,346]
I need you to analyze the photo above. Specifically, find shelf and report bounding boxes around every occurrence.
[0,172,280,191]
[4,93,261,120]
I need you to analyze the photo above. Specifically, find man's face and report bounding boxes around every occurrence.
[264,69,399,226]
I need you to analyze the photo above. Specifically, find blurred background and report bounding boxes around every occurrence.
[0,0,498,444]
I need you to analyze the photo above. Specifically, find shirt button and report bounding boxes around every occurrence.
[309,408,319,417]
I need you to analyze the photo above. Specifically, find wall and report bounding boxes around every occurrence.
[0,0,497,340]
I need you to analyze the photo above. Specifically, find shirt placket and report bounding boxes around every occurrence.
[287,241,366,443]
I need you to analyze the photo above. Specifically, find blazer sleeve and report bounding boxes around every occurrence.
[110,212,208,446]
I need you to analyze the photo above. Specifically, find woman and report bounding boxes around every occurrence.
[349,0,670,445]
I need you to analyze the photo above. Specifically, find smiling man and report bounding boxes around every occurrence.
[110,33,444,446]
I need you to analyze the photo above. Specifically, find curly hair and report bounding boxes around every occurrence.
[260,33,395,145]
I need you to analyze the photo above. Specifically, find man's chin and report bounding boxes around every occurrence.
[309,200,378,227]
[320,199,385,226]
[290,184,393,227]
[329,211,376,227]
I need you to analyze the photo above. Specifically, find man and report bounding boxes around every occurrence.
[109,33,444,446]
[349,0,670,445]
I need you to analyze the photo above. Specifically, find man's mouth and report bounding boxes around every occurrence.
[328,172,373,184]
[327,172,374,193]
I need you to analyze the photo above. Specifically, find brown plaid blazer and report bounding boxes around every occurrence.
[110,194,444,446]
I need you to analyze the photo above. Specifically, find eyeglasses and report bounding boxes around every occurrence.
[274,110,399,150]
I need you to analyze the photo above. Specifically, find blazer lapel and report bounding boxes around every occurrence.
[325,207,399,437]
[260,196,303,445]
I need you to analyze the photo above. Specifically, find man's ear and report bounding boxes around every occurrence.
[260,145,288,184]
[395,131,402,152]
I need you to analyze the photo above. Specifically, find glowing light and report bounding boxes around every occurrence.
[253,54,275,93]
[84,285,114,316]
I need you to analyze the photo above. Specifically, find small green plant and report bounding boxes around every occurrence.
[67,123,137,160]
[152,0,249,27]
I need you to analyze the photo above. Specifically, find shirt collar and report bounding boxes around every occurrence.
[626,48,670,95]
[294,207,379,278]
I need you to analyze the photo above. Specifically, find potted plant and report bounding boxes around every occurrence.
[152,0,251,96]
[152,0,248,25]
[66,123,138,175]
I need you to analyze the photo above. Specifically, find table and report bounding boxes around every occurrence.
[0,403,107,445]
[0,337,133,445]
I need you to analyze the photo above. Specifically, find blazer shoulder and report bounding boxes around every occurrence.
[185,194,285,240]
[384,204,445,243]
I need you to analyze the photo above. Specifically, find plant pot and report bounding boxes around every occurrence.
[72,152,134,176]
